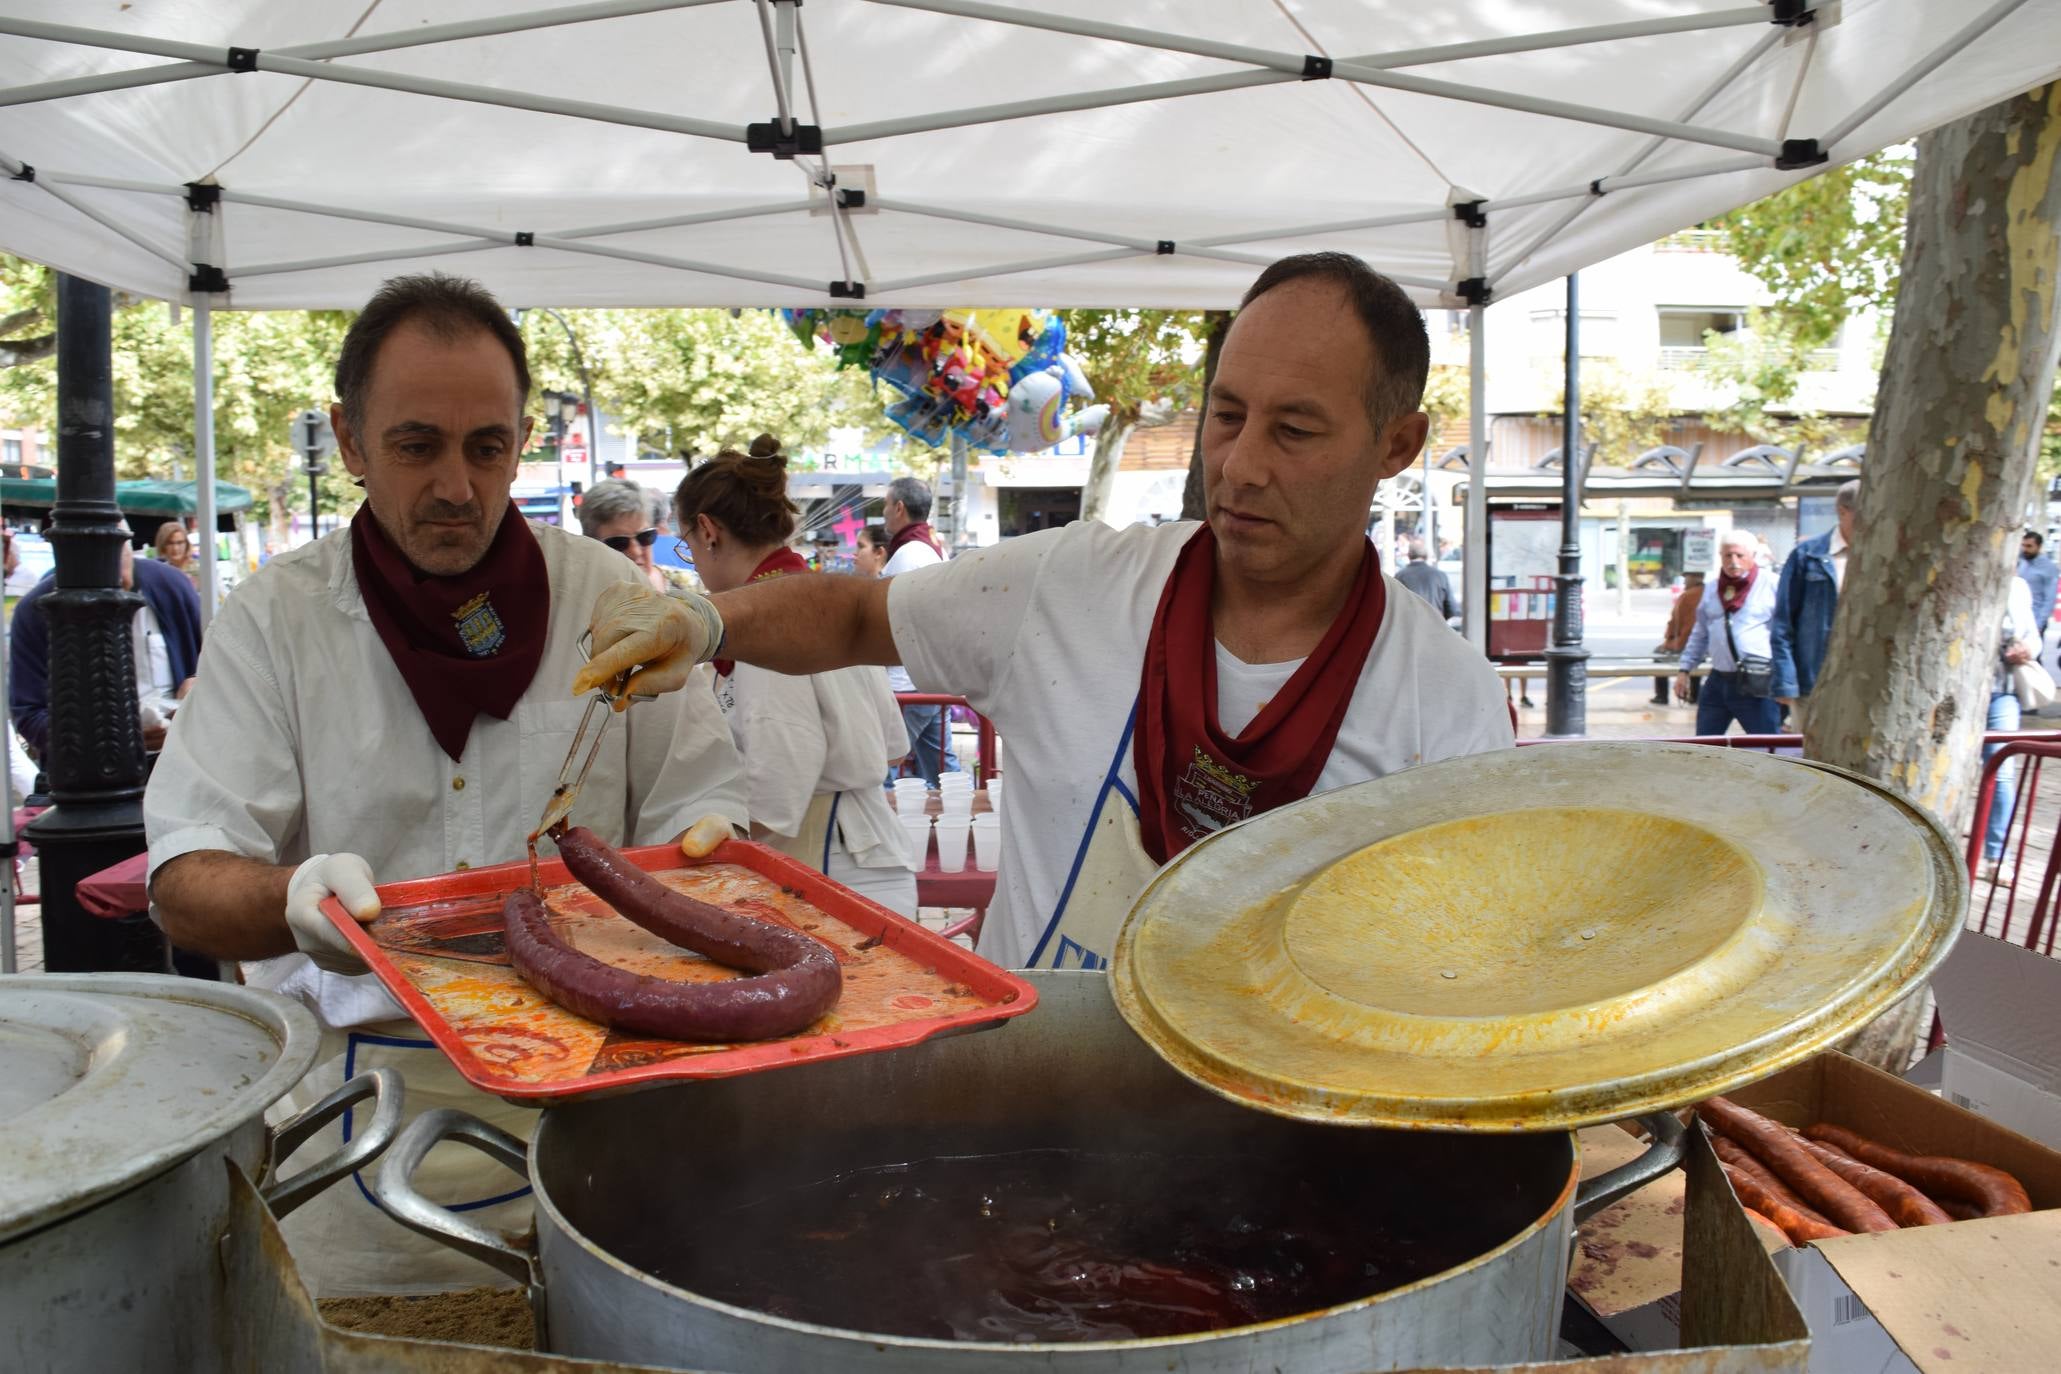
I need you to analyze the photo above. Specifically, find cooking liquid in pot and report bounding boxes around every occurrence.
[653,1147,1484,1343]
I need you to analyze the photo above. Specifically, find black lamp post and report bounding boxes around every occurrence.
[1544,273,1590,738]
[24,274,162,972]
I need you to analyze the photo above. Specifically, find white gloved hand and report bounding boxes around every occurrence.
[678,813,740,861]
[285,853,381,973]
[574,581,723,705]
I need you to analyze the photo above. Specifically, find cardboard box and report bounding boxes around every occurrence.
[1930,928,2061,1149]
[1726,1051,2061,1374]
[1571,1125,1788,1353]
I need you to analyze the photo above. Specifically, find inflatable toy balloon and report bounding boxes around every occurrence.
[1071,403,1110,437]
[1005,370,1066,451]
[1057,352,1094,403]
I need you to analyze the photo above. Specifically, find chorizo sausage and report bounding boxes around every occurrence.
[1795,1137,1954,1226]
[1803,1123,2031,1217]
[1718,1163,1850,1244]
[1711,1135,1837,1229]
[1697,1098,1898,1233]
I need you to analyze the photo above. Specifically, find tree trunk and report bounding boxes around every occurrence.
[1078,418,1133,526]
[1181,311,1231,521]
[1806,83,2061,1069]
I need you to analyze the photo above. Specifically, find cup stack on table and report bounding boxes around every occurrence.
[972,781,1001,873]
[893,778,930,871]
[936,775,974,873]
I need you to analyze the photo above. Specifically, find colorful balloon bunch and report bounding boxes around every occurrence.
[780,307,1108,453]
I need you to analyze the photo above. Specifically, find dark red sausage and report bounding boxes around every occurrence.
[505,832,840,1041]
[1697,1098,1898,1233]
[1803,1123,2031,1217]
[1719,1163,1849,1244]
[1795,1137,1954,1226]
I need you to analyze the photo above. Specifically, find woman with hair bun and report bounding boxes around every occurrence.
[674,435,918,916]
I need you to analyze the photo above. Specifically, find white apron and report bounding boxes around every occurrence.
[766,790,919,919]
[1019,705,1160,971]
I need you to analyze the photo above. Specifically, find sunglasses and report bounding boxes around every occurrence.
[603,528,659,552]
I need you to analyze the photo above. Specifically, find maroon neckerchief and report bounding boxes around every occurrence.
[350,504,549,761]
[712,547,809,677]
[1134,525,1386,865]
[885,520,942,559]
[1718,564,1757,613]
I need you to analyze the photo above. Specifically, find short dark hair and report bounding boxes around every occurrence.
[2025,529,2045,549]
[886,475,933,523]
[675,434,798,547]
[860,523,888,551]
[1238,252,1430,430]
[335,273,531,434]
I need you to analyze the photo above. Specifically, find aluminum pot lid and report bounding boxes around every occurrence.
[1110,743,1965,1132]
[0,973,320,1241]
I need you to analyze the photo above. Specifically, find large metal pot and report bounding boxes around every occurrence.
[0,973,403,1373]
[376,972,1675,1373]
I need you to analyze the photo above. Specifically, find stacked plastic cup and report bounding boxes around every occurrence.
[934,813,971,872]
[971,812,1002,872]
[899,812,932,871]
[984,776,1004,815]
[891,777,928,816]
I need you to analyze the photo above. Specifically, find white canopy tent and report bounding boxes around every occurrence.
[0,0,2056,639]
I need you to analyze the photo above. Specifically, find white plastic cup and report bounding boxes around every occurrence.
[984,778,1003,813]
[971,812,1002,872]
[937,776,973,796]
[892,779,927,813]
[939,790,974,820]
[935,818,971,873]
[899,815,932,871]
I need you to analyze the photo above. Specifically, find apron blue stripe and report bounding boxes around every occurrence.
[342,1030,533,1214]
[1027,699,1140,969]
[821,790,842,873]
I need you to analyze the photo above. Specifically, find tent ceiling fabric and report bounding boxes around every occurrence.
[0,0,2056,310]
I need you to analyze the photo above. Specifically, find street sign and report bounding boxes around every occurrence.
[1683,528,1717,574]
[293,407,334,476]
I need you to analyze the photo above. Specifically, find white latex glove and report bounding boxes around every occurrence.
[679,813,740,861]
[286,852,381,973]
[574,581,723,705]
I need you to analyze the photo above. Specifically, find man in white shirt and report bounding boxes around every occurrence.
[577,253,1511,970]
[1674,529,1783,737]
[144,272,745,1293]
[877,474,958,784]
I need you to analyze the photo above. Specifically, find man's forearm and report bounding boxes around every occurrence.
[709,573,897,676]
[150,850,296,960]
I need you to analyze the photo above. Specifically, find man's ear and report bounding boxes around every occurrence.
[1374,410,1432,481]
[332,401,366,479]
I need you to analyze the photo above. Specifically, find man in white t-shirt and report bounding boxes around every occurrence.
[578,253,1513,969]
[877,474,958,784]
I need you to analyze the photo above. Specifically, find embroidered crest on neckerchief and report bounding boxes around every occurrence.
[451,592,507,657]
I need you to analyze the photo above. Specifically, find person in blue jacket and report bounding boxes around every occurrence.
[10,521,202,757]
[2018,529,2057,633]
[1771,480,1859,730]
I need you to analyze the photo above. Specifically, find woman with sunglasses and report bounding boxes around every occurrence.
[578,478,668,593]
[673,435,918,917]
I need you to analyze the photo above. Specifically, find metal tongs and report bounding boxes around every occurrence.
[534,630,658,839]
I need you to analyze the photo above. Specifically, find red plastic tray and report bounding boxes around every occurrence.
[322,839,1037,1101]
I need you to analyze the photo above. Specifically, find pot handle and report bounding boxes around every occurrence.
[261,1067,404,1220]
[368,1107,536,1286]
[1573,1110,1686,1225]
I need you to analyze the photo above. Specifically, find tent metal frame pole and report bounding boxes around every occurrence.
[229,241,504,281]
[862,0,1782,156]
[219,189,512,240]
[1464,223,1488,654]
[1190,207,1455,249]
[866,0,1773,76]
[872,246,1143,295]
[1481,153,1770,215]
[0,0,729,111]
[871,197,1273,267]
[753,0,796,135]
[527,233,827,291]
[1488,25,1786,288]
[0,18,747,145]
[40,172,187,196]
[1822,0,2032,151]
[0,151,188,271]
[192,301,219,628]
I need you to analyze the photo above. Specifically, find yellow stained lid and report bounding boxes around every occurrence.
[1110,743,1964,1132]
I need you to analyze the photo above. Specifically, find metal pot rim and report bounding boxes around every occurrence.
[0,973,321,1242]
[526,1109,1583,1352]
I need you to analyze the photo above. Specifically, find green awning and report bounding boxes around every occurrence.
[1,477,254,518]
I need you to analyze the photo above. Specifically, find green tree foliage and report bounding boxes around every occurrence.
[522,308,893,463]
[1711,149,1912,350]
[1534,359,1680,462]
[1062,309,1211,523]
